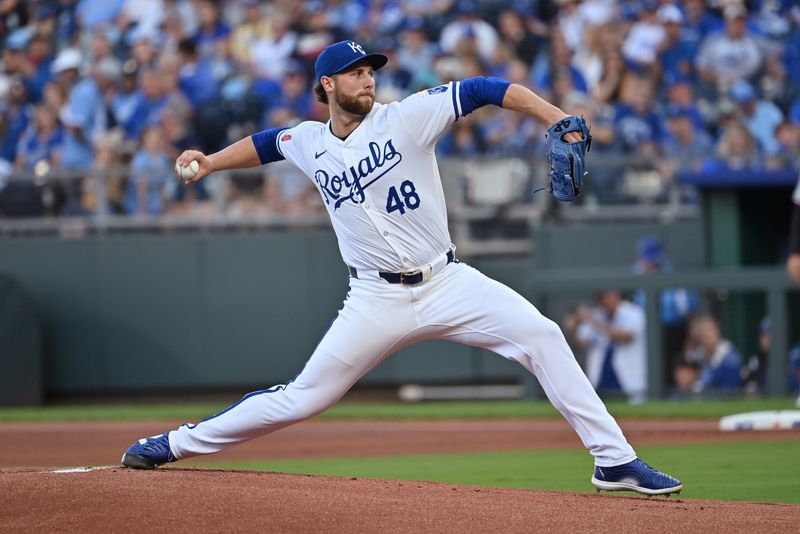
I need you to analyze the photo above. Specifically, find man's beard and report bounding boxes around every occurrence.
[334,86,374,116]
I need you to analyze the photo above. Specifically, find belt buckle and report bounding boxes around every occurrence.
[400,265,432,285]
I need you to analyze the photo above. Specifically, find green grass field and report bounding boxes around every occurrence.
[195,440,800,504]
[0,397,796,422]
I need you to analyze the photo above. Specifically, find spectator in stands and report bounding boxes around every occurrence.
[130,30,159,71]
[0,78,33,169]
[674,315,742,395]
[656,5,695,86]
[396,19,438,91]
[662,105,714,171]
[372,39,412,104]
[572,22,605,95]
[781,20,800,102]
[42,81,66,115]
[681,0,723,54]
[704,120,761,171]
[88,25,116,64]
[176,37,218,110]
[75,0,125,31]
[621,0,666,74]
[614,74,663,155]
[496,8,541,67]
[58,52,119,170]
[193,0,230,61]
[249,9,298,82]
[230,0,270,66]
[118,0,165,40]
[82,129,126,216]
[564,290,648,405]
[729,80,784,155]
[695,4,783,89]
[742,317,770,395]
[23,33,55,104]
[437,115,486,157]
[632,236,700,381]
[1,28,29,85]
[439,1,498,63]
[160,108,208,213]
[768,121,800,169]
[15,104,63,171]
[125,68,171,141]
[125,125,171,215]
[532,31,588,102]
[483,110,541,156]
[555,0,586,53]
[592,41,626,104]
[664,80,704,129]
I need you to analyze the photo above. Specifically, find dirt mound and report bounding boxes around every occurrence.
[2,467,797,533]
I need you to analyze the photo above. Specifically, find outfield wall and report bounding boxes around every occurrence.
[6,220,770,400]
[0,230,534,396]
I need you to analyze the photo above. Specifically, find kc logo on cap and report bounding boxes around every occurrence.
[315,40,388,83]
[347,41,365,55]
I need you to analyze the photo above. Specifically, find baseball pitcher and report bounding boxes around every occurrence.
[121,40,681,496]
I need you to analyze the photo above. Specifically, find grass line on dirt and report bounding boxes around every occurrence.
[195,440,800,504]
[0,397,796,422]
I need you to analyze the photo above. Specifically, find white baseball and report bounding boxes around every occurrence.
[176,160,200,180]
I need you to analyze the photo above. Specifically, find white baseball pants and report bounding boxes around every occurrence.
[169,262,636,467]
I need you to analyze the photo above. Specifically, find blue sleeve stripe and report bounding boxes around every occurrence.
[250,127,287,165]
[459,77,511,116]
[451,80,460,120]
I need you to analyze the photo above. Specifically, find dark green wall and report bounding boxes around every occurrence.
[534,220,705,269]
[0,221,710,399]
[0,231,529,396]
[0,276,43,404]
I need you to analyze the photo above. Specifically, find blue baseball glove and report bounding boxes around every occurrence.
[543,115,592,202]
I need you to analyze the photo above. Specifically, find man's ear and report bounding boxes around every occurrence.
[321,75,335,92]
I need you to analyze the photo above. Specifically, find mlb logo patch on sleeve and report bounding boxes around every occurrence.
[427,85,448,95]
[282,133,293,142]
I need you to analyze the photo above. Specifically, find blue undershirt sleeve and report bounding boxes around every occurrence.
[458,77,511,117]
[250,127,287,165]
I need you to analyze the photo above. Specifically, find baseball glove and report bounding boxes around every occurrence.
[543,115,592,202]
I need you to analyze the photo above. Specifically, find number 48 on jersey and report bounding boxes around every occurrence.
[386,180,420,215]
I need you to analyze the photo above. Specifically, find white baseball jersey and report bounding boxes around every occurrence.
[275,83,463,272]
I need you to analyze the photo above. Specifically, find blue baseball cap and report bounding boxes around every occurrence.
[729,80,756,104]
[637,236,665,264]
[314,40,388,84]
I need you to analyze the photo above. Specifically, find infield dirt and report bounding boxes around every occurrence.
[2,419,799,532]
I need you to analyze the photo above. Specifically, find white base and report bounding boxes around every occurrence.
[718,410,800,431]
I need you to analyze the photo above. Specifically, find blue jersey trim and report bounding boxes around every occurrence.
[459,76,511,116]
[251,127,288,165]
[451,81,459,120]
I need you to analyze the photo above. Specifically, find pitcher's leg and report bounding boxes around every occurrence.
[169,350,371,459]
[429,264,636,466]
[167,281,419,460]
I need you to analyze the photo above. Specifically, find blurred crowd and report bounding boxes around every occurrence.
[564,236,800,403]
[1,0,800,216]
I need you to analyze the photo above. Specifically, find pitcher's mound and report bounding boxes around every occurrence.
[2,467,798,532]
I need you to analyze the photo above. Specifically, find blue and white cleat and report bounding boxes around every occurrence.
[591,459,682,496]
[120,433,176,470]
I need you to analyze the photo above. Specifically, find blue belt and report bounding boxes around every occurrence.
[348,249,455,285]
